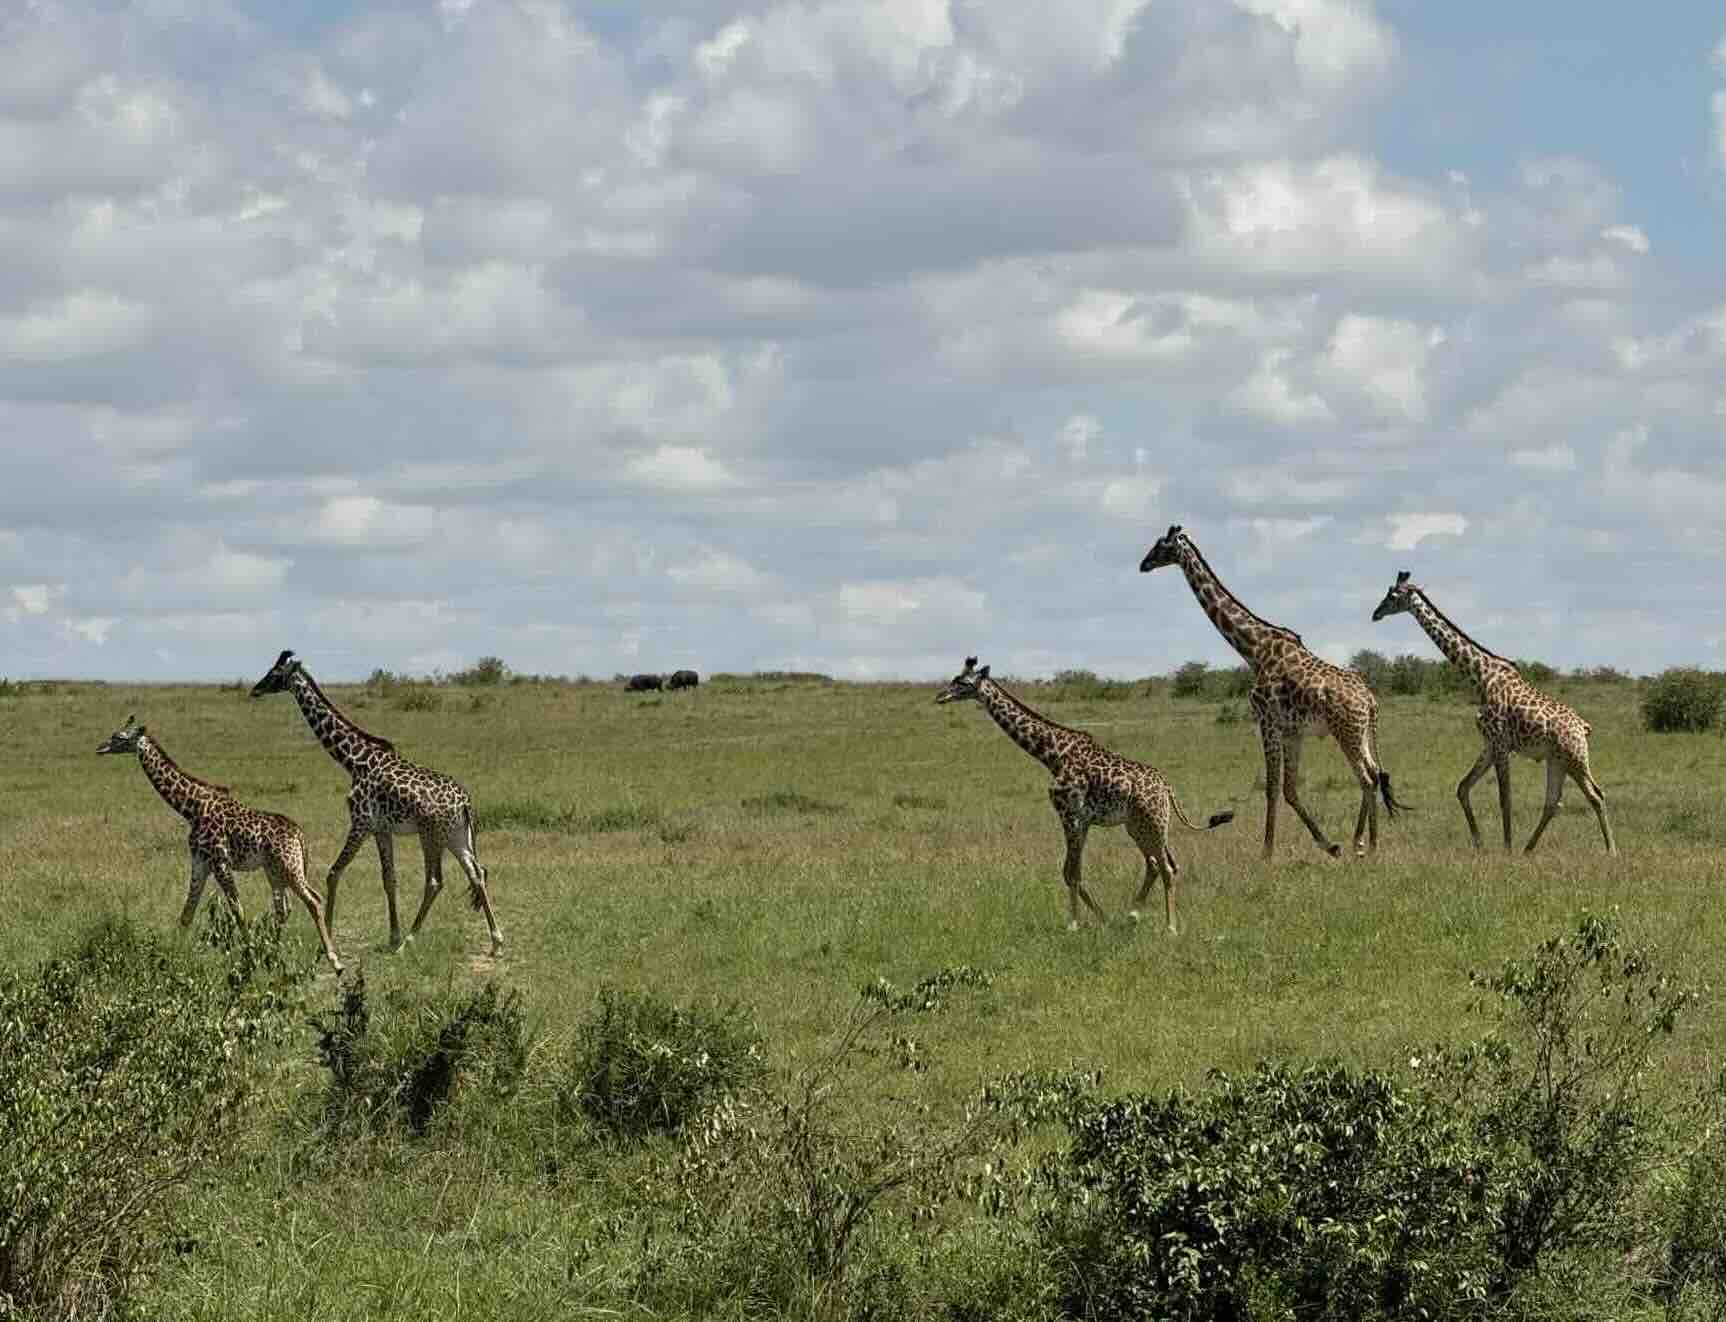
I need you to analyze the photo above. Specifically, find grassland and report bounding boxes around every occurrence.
[5,671,1726,1318]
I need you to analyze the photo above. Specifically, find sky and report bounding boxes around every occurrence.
[4,0,1726,683]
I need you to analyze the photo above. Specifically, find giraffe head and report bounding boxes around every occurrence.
[96,714,147,755]
[250,649,302,697]
[935,655,990,704]
[1371,571,1417,623]
[1138,524,1185,573]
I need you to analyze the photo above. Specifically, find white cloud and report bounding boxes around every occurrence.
[4,584,64,623]
[0,291,154,363]
[1056,412,1101,461]
[624,445,740,492]
[1507,443,1576,472]
[1385,513,1467,551]
[63,616,116,645]
[1601,224,1649,254]
[1317,313,1441,424]
[667,549,772,594]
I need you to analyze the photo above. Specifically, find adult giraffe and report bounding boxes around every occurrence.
[1140,525,1407,859]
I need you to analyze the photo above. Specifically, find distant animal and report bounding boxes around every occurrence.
[250,650,504,957]
[666,669,700,690]
[936,656,1234,934]
[96,715,343,972]
[626,674,664,692]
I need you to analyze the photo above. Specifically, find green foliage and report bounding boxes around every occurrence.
[1351,648,1392,691]
[1514,657,1559,687]
[311,976,529,1137]
[0,677,20,697]
[560,986,763,1141]
[1642,668,1726,733]
[636,974,1005,1318]
[1044,670,1136,702]
[1170,661,1210,699]
[450,656,510,687]
[393,685,443,712]
[892,792,947,810]
[0,914,309,1320]
[1214,700,1245,726]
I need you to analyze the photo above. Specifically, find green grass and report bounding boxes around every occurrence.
[8,675,1726,1317]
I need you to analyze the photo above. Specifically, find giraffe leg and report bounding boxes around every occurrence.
[1569,763,1616,855]
[1523,757,1567,853]
[1456,746,1493,849]
[1050,789,1105,929]
[376,831,405,951]
[1493,752,1515,851]
[179,852,212,928]
[446,816,503,955]
[404,825,444,947]
[1259,729,1283,860]
[266,854,343,974]
[324,822,370,935]
[210,854,244,922]
[269,882,290,923]
[1349,754,1379,857]
[1280,733,1341,858]
[1126,806,1178,935]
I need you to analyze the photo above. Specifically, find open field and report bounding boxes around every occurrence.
[5,671,1726,1318]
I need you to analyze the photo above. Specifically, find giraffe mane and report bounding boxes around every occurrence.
[1180,536,1305,646]
[298,668,398,754]
[1412,587,1513,668]
[985,675,1084,736]
[148,737,234,797]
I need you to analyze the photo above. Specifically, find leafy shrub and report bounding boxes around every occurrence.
[561,987,763,1140]
[1572,665,1631,684]
[393,686,443,712]
[1514,657,1559,687]
[312,976,529,1137]
[1350,648,1392,691]
[365,667,411,693]
[1642,668,1725,733]
[1170,661,1209,699]
[0,677,21,697]
[1214,701,1245,725]
[450,656,509,686]
[0,914,309,1319]
[1046,669,1135,702]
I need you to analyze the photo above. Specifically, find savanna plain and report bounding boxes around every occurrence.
[6,668,1726,1320]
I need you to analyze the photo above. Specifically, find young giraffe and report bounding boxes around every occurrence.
[1372,571,1616,854]
[250,651,504,956]
[936,656,1234,933]
[95,715,344,971]
[1140,525,1408,860]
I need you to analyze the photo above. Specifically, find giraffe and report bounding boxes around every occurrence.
[936,656,1234,933]
[1372,571,1615,854]
[249,650,504,956]
[95,715,343,972]
[1140,525,1408,860]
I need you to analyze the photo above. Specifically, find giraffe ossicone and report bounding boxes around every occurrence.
[936,655,1234,934]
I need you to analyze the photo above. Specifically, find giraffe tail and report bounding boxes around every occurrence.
[464,804,488,911]
[1171,793,1237,832]
[1378,770,1414,818]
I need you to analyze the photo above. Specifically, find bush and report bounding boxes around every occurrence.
[312,976,529,1137]
[393,686,443,712]
[561,987,763,1140]
[450,656,509,686]
[1170,661,1209,699]
[0,914,309,1319]
[1514,657,1559,687]
[1046,670,1136,702]
[1642,668,1725,733]
[1351,648,1392,691]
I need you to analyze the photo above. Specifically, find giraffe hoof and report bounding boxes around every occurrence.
[1066,920,1080,932]
[1166,924,1179,937]
[1326,844,1343,859]
[1127,909,1142,924]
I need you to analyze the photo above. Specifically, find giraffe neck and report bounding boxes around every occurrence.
[135,735,224,823]
[976,679,1077,774]
[1172,537,1296,671]
[286,668,397,776]
[1405,590,1510,696]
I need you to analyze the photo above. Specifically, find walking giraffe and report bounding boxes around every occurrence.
[1140,525,1408,860]
[936,656,1234,932]
[250,651,504,955]
[1372,571,1616,854]
[96,715,343,971]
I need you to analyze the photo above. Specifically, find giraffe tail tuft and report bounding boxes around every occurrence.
[1378,770,1414,818]
[1207,810,1236,829]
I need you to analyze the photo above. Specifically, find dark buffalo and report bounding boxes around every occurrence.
[666,669,700,691]
[625,673,663,692]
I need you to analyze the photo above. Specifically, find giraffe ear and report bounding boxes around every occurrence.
[976,665,990,679]
[964,655,978,670]
[1167,524,1181,537]
[1396,570,1410,584]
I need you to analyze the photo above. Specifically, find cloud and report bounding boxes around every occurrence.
[1385,513,1467,551]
